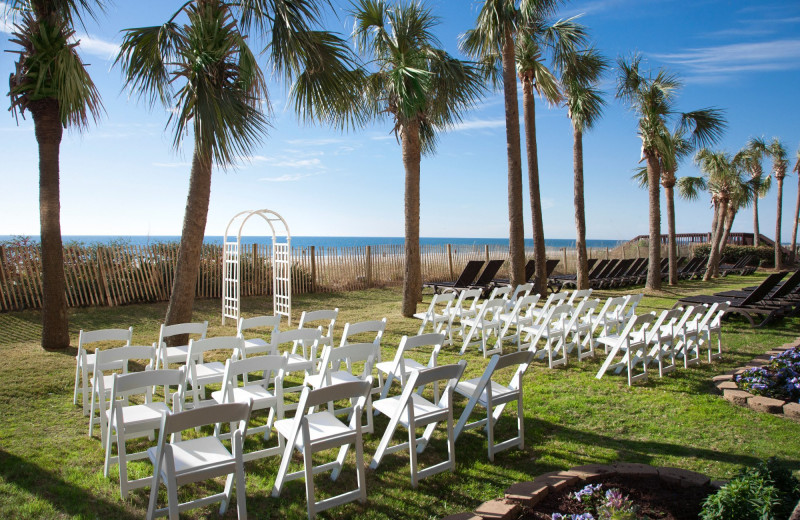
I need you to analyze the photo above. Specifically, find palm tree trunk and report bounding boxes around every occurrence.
[790,175,799,263]
[664,182,677,286]
[164,145,213,336]
[719,206,736,258]
[30,98,69,350]
[775,176,784,269]
[501,28,526,289]
[400,120,422,317]
[522,76,547,295]
[572,125,589,289]
[705,199,727,280]
[645,151,662,290]
[753,194,760,247]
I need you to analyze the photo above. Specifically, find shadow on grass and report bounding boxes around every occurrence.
[0,449,139,519]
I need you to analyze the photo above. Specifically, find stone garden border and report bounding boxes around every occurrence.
[713,336,800,421]
[442,462,724,520]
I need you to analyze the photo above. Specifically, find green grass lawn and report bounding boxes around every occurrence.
[1,273,798,519]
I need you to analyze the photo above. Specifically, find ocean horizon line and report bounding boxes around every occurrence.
[1,234,626,249]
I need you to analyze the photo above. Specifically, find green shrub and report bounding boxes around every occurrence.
[692,244,780,268]
[700,458,800,520]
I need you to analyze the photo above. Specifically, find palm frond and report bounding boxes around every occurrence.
[677,175,706,201]
[679,107,727,149]
[631,165,648,189]
[115,23,181,108]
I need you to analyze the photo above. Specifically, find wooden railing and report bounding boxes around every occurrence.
[0,241,697,312]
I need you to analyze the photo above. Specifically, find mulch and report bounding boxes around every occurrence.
[519,474,713,520]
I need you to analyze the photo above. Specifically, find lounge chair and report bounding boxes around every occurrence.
[673,271,792,327]
[493,259,536,286]
[469,259,505,296]
[423,260,484,294]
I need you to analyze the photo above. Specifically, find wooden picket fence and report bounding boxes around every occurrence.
[0,241,696,312]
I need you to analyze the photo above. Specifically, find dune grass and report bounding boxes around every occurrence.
[0,273,798,519]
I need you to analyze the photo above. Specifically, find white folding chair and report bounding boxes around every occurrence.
[339,318,387,394]
[645,308,683,377]
[523,303,573,368]
[566,288,593,306]
[563,298,598,361]
[272,380,372,519]
[211,354,287,462]
[505,283,534,311]
[376,333,444,400]
[154,321,208,370]
[310,342,378,433]
[413,292,456,338]
[298,308,339,351]
[498,294,541,348]
[146,401,251,520]
[104,367,185,498]
[460,298,506,357]
[184,336,241,410]
[89,344,157,442]
[236,315,281,358]
[370,362,466,488]
[528,292,568,323]
[673,306,705,367]
[487,285,512,302]
[74,327,133,415]
[454,350,534,461]
[271,328,322,401]
[444,288,482,344]
[695,302,728,362]
[596,313,655,385]
[585,296,628,343]
[618,293,643,329]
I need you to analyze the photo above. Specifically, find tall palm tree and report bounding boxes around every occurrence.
[516,15,586,295]
[116,0,361,329]
[632,128,696,286]
[616,55,725,290]
[790,146,800,263]
[686,149,745,279]
[736,137,768,246]
[766,138,789,269]
[461,0,558,288]
[558,46,606,289]
[350,0,485,317]
[717,173,755,254]
[7,0,103,349]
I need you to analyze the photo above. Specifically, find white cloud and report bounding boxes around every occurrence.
[271,158,322,168]
[260,173,315,182]
[74,34,120,60]
[450,118,506,132]
[650,39,800,81]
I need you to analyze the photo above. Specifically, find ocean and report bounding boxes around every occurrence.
[1,235,624,249]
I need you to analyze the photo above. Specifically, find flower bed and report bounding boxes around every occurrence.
[712,338,800,420]
[736,347,800,402]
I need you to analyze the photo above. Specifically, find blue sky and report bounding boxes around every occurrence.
[1,0,799,241]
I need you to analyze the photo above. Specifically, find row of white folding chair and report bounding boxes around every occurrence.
[516,297,598,368]
[594,302,728,385]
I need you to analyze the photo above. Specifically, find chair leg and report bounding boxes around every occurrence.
[73,358,81,405]
[235,446,248,519]
[304,443,316,520]
[408,417,419,488]
[146,470,161,520]
[486,406,495,462]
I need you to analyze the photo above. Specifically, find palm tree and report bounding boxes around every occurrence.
[790,146,800,263]
[616,55,725,290]
[516,15,586,295]
[717,173,755,254]
[7,0,103,349]
[350,0,485,317]
[686,149,745,279]
[632,129,696,286]
[558,47,607,289]
[766,138,789,269]
[736,137,768,246]
[116,0,361,329]
[461,0,558,288]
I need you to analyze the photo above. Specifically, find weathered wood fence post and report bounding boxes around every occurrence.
[365,245,372,288]
[447,244,454,280]
[310,245,316,293]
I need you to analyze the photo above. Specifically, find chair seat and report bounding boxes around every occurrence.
[274,411,352,449]
[286,354,314,371]
[211,385,277,410]
[455,378,516,407]
[148,436,233,477]
[375,359,425,377]
[164,345,190,363]
[244,338,269,349]
[373,393,445,427]
[106,402,170,432]
[190,362,226,383]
